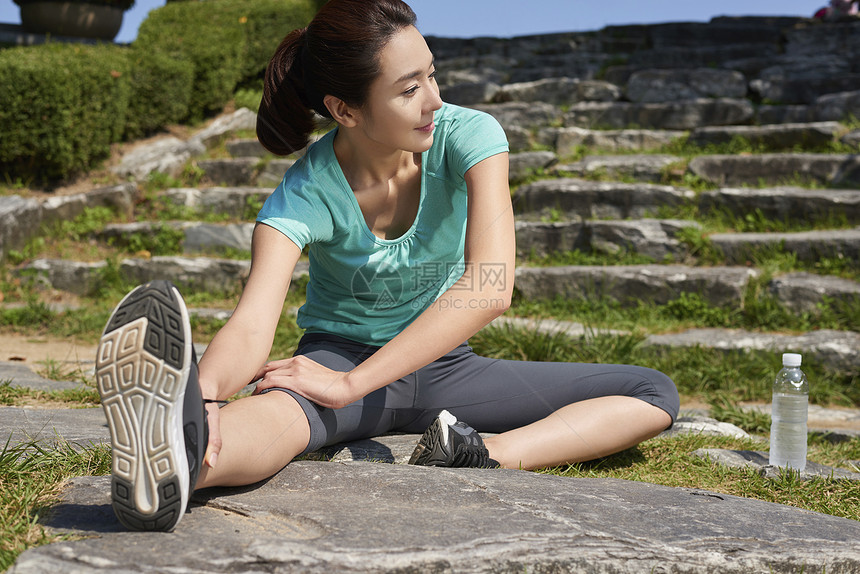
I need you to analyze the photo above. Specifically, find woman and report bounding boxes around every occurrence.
[96,0,679,532]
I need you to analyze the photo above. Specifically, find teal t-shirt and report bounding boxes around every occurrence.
[256,103,509,346]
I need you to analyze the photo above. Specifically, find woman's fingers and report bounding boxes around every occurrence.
[203,402,223,468]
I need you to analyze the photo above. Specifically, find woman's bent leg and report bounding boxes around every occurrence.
[484,396,671,470]
[196,391,310,488]
[412,344,680,470]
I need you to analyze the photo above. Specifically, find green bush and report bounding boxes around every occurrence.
[133,0,317,122]
[222,0,319,88]
[124,47,194,139]
[0,43,130,182]
[133,3,246,123]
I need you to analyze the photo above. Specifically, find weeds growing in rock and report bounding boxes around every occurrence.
[0,439,111,572]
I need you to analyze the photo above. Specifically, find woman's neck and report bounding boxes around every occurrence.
[332,128,418,191]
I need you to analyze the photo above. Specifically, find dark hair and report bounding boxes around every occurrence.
[257,0,418,156]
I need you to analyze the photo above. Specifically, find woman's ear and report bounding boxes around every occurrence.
[324,95,360,128]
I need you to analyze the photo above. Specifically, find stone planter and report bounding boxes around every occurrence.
[20,2,124,41]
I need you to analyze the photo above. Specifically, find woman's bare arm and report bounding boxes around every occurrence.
[197,223,301,400]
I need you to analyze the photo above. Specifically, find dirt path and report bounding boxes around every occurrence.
[0,333,98,367]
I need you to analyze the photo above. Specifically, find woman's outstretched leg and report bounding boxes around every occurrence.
[97,280,310,531]
[195,392,310,488]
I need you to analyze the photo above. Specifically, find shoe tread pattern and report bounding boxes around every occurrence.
[409,418,490,468]
[96,281,190,531]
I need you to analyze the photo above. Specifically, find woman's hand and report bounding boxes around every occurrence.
[252,355,356,409]
[202,400,222,469]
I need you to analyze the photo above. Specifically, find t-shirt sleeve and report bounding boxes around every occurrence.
[256,171,334,250]
[446,108,510,178]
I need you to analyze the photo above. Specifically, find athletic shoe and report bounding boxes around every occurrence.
[408,410,497,468]
[96,280,207,531]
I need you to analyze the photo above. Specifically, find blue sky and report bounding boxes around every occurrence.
[1,0,821,43]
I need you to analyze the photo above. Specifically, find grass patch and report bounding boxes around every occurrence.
[521,248,656,267]
[471,322,859,406]
[509,279,860,334]
[0,439,111,571]
[660,132,859,158]
[0,381,100,407]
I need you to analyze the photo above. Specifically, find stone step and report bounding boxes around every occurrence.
[514,264,757,307]
[111,108,258,180]
[536,127,684,156]
[688,122,845,150]
[564,98,755,131]
[15,257,309,297]
[162,186,273,218]
[508,151,558,181]
[769,272,860,315]
[625,68,748,103]
[698,186,860,224]
[688,153,860,187]
[198,153,558,186]
[224,134,324,159]
[710,228,860,266]
[0,184,136,262]
[99,221,255,255]
[94,216,697,261]
[645,328,860,374]
[513,178,695,220]
[16,257,857,320]
[514,177,860,224]
[552,154,681,183]
[489,77,621,106]
[197,158,296,188]
[515,218,699,260]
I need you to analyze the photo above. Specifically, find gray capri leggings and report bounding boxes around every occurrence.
[269,333,680,455]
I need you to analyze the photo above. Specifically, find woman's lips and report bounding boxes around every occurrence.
[417,122,435,133]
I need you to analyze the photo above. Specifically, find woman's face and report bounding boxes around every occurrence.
[356,25,443,154]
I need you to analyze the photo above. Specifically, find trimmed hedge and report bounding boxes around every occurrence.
[133,0,317,123]
[124,47,194,139]
[133,3,246,123]
[0,43,130,182]
[223,0,321,87]
[0,0,318,183]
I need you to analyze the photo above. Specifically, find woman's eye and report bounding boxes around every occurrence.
[404,86,419,96]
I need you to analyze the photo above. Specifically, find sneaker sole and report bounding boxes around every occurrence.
[408,417,451,466]
[96,281,192,531]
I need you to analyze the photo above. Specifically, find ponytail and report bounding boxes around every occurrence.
[257,28,317,156]
[257,0,418,157]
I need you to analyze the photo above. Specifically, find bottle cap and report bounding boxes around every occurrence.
[782,352,802,367]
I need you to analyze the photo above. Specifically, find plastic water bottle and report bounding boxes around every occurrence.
[768,353,809,471]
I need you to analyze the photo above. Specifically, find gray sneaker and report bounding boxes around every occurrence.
[408,410,497,468]
[96,280,207,531]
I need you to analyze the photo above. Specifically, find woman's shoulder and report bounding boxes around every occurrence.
[435,103,506,147]
[279,129,338,186]
[437,102,497,127]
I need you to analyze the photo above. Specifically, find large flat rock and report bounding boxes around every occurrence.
[9,462,860,573]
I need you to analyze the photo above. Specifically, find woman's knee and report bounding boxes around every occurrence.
[222,392,312,455]
[633,365,680,423]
